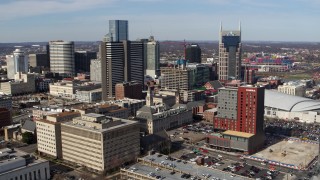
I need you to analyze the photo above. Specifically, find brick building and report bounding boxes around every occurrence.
[115,81,143,100]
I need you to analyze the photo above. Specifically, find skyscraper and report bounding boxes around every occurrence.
[6,49,28,79]
[49,41,75,77]
[74,51,97,73]
[100,40,144,100]
[109,20,128,42]
[185,44,202,63]
[218,23,242,81]
[145,36,160,78]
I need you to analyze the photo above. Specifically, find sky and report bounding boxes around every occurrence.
[0,0,320,42]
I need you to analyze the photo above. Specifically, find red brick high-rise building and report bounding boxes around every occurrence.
[237,85,264,134]
[213,85,264,135]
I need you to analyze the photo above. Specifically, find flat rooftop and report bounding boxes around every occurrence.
[126,154,245,180]
[253,138,318,168]
[222,130,254,138]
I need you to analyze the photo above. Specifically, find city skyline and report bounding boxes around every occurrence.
[0,0,320,42]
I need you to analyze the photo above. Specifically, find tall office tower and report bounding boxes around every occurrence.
[237,85,264,134]
[145,36,160,78]
[90,59,101,82]
[29,53,50,69]
[123,41,144,84]
[6,49,28,79]
[218,23,242,81]
[49,41,75,77]
[74,51,97,73]
[100,40,144,100]
[101,41,125,99]
[109,20,128,42]
[214,85,264,135]
[185,44,202,63]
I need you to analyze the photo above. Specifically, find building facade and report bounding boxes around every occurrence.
[278,82,306,97]
[0,74,36,95]
[185,44,201,63]
[75,88,102,103]
[75,51,97,73]
[61,114,140,172]
[90,59,101,82]
[36,112,80,158]
[29,53,49,69]
[115,81,143,100]
[6,49,28,79]
[0,149,50,180]
[160,67,194,91]
[145,36,160,78]
[108,20,128,42]
[100,40,144,99]
[0,95,12,110]
[49,41,75,76]
[218,23,242,81]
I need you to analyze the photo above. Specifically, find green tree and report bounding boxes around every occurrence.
[21,132,34,144]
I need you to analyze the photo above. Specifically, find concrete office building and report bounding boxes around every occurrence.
[100,40,144,99]
[49,41,75,76]
[61,114,140,172]
[73,103,129,119]
[160,67,194,91]
[218,23,242,81]
[185,44,202,63]
[0,149,50,180]
[6,49,28,79]
[75,51,97,73]
[105,98,146,116]
[36,111,80,159]
[145,36,160,78]
[0,94,12,110]
[244,69,255,84]
[49,80,101,99]
[90,59,101,82]
[76,88,102,103]
[29,53,49,69]
[108,20,128,42]
[0,73,36,95]
[115,81,143,100]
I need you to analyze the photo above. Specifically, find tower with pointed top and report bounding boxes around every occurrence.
[218,22,242,81]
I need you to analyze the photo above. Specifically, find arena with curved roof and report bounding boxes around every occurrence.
[264,90,320,123]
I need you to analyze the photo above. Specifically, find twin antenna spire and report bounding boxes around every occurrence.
[219,21,241,32]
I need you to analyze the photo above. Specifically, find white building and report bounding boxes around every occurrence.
[49,80,101,99]
[278,82,306,97]
[0,148,50,180]
[6,49,28,79]
[90,59,101,82]
[265,90,320,123]
[49,41,75,76]
[0,73,36,95]
[75,88,102,103]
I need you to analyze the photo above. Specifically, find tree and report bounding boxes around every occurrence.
[21,132,34,144]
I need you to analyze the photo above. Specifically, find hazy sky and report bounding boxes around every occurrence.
[0,0,319,42]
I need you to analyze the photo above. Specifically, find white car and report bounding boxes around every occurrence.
[218,154,222,158]
[261,162,266,165]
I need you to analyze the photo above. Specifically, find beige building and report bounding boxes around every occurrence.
[61,113,140,172]
[36,111,80,158]
[278,82,306,97]
[73,103,129,119]
[0,73,36,95]
[49,80,101,99]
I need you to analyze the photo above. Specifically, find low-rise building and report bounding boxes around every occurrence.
[61,114,140,172]
[105,98,146,116]
[49,80,101,99]
[0,108,12,131]
[0,148,50,180]
[278,82,306,97]
[36,111,81,158]
[0,73,36,95]
[73,104,129,119]
[75,88,102,103]
[203,108,217,123]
